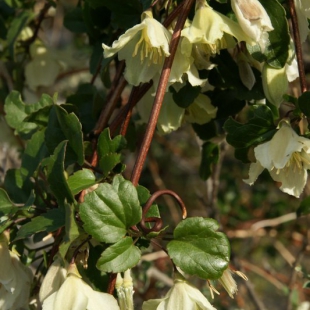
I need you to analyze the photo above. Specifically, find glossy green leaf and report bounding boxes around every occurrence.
[224,105,276,149]
[167,217,230,280]
[97,128,126,176]
[45,141,75,204]
[199,142,219,180]
[15,208,65,241]
[67,169,96,195]
[96,237,141,272]
[79,176,142,243]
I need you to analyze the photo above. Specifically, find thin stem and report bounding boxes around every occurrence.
[130,0,195,186]
[93,77,127,135]
[288,0,308,93]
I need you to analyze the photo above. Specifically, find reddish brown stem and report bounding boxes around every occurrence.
[130,0,195,186]
[107,273,118,294]
[93,77,127,135]
[288,0,308,93]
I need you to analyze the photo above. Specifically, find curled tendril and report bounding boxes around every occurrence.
[139,189,187,233]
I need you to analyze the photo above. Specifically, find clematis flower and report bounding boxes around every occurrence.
[218,268,248,299]
[231,0,274,52]
[136,87,185,134]
[0,231,33,310]
[294,0,310,43]
[181,0,254,71]
[244,121,310,198]
[39,256,68,303]
[184,94,217,125]
[116,270,134,310]
[103,10,193,87]
[42,263,120,310]
[142,272,216,310]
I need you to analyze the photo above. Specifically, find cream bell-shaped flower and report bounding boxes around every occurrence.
[42,263,120,310]
[142,273,216,310]
[136,87,184,134]
[244,121,310,198]
[294,0,310,43]
[181,0,254,71]
[231,0,274,51]
[102,10,171,86]
[184,94,217,124]
[39,256,68,303]
[0,232,33,310]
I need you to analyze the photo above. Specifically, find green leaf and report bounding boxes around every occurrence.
[45,141,75,204]
[259,0,290,68]
[4,91,54,138]
[59,202,80,258]
[96,237,141,272]
[224,105,276,149]
[45,105,84,165]
[20,129,49,180]
[167,217,230,280]
[55,105,84,165]
[67,169,96,195]
[0,188,17,217]
[296,196,310,217]
[15,208,65,241]
[79,177,142,243]
[64,7,87,33]
[97,128,126,176]
[6,10,33,59]
[298,91,310,117]
[199,142,219,180]
[171,83,201,108]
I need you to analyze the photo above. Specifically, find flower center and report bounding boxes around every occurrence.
[275,150,310,174]
[133,29,165,65]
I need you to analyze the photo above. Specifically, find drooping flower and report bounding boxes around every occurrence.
[244,121,310,197]
[184,94,217,125]
[136,87,185,134]
[218,268,248,299]
[103,10,193,87]
[42,263,120,310]
[142,272,216,310]
[0,231,33,310]
[116,270,134,310]
[294,0,310,43]
[181,0,254,71]
[262,63,288,108]
[231,0,274,51]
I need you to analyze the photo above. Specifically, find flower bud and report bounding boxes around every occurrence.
[262,63,288,108]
